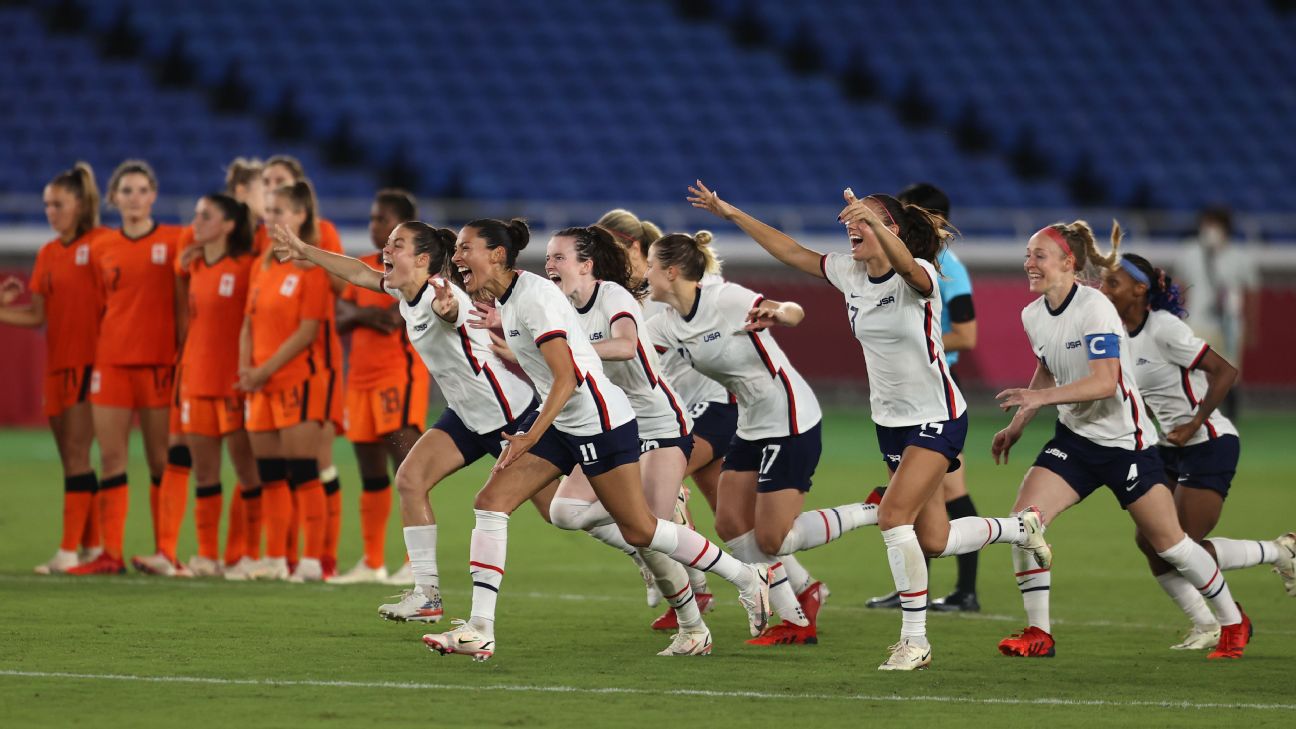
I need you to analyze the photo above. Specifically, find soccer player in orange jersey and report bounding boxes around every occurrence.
[239,181,332,581]
[0,163,105,574]
[68,160,183,576]
[329,189,429,584]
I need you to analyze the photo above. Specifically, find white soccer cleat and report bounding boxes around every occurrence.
[657,626,713,656]
[383,561,413,586]
[1170,624,1221,650]
[247,557,290,581]
[132,552,181,577]
[737,564,771,637]
[423,620,495,662]
[1272,532,1296,597]
[289,557,324,583]
[222,556,259,581]
[878,638,933,671]
[378,587,445,623]
[1019,506,1052,570]
[327,559,389,584]
[34,549,79,575]
[77,546,103,564]
[187,555,222,577]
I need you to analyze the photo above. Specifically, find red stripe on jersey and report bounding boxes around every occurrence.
[469,560,504,575]
[566,347,585,385]
[653,344,668,354]
[457,325,482,375]
[657,375,690,437]
[585,375,613,431]
[535,329,567,346]
[776,368,799,435]
[634,342,656,384]
[818,254,829,279]
[482,363,515,422]
[935,357,958,421]
[1178,367,1217,440]
[609,311,635,327]
[1117,369,1145,450]
[923,302,938,363]
[747,331,777,376]
[1189,344,1210,370]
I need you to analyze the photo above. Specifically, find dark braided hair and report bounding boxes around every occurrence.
[1122,253,1187,319]
[556,226,636,299]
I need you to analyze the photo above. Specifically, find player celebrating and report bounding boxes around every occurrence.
[0,163,104,574]
[1100,252,1295,647]
[420,218,770,661]
[993,221,1251,660]
[271,219,536,620]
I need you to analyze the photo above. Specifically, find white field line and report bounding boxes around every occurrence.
[2,573,1293,636]
[1,669,1293,712]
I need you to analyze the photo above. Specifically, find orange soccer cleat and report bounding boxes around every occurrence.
[998,625,1055,657]
[746,620,818,646]
[65,552,127,576]
[1207,604,1252,660]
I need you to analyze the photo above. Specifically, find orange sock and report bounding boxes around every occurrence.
[156,446,192,560]
[99,474,130,560]
[286,486,300,565]
[257,457,290,560]
[243,486,263,560]
[324,477,342,564]
[149,475,162,551]
[224,484,246,566]
[287,459,326,559]
[360,477,392,569]
[61,472,98,552]
[81,486,101,549]
[194,483,223,560]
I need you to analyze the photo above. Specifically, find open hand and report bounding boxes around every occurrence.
[687,180,738,220]
[469,301,501,330]
[270,224,310,262]
[0,276,25,306]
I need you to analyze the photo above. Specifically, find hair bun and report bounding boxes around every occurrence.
[506,218,531,252]
[694,230,714,247]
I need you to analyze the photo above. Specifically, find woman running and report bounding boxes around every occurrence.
[420,218,770,661]
[0,163,105,574]
[1100,253,1295,648]
[993,221,1251,660]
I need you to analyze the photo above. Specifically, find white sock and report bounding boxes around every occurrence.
[1012,545,1051,633]
[686,565,709,595]
[727,531,807,626]
[940,516,1024,557]
[549,497,613,531]
[640,549,702,628]
[1208,537,1281,570]
[780,554,813,594]
[1155,571,1218,629]
[403,524,439,594]
[468,509,508,631]
[648,518,748,586]
[881,525,928,644]
[587,523,635,555]
[1159,535,1241,625]
[776,503,878,554]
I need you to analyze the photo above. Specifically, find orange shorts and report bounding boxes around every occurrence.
[43,366,93,417]
[169,369,184,435]
[90,364,174,409]
[181,395,246,438]
[343,372,429,443]
[244,375,331,433]
[326,369,346,434]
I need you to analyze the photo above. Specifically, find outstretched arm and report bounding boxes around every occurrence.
[271,225,384,292]
[839,190,933,296]
[689,180,825,278]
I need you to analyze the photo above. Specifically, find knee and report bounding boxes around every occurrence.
[472,491,508,514]
[876,507,910,532]
[549,498,589,532]
[713,512,742,543]
[918,534,946,557]
[393,465,425,502]
[618,522,654,548]
[755,528,786,557]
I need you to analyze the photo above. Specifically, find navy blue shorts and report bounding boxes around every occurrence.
[724,422,822,493]
[640,434,694,460]
[1033,422,1168,509]
[689,401,738,459]
[518,411,641,478]
[432,400,539,465]
[1158,434,1239,499]
[875,412,968,473]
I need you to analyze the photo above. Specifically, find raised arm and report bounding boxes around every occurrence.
[689,180,826,278]
[271,225,384,292]
[0,278,45,328]
[839,190,933,296]
[745,299,804,330]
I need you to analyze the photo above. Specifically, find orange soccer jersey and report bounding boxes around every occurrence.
[252,219,344,257]
[31,230,104,372]
[92,224,183,366]
[245,256,331,391]
[340,253,422,390]
[182,251,256,398]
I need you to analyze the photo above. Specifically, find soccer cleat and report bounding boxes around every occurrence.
[222,556,259,581]
[930,590,981,613]
[187,555,222,577]
[34,549,79,575]
[658,626,713,656]
[132,552,183,577]
[878,638,932,671]
[1207,604,1252,660]
[1170,624,1221,650]
[650,592,714,631]
[327,559,390,584]
[247,557,290,581]
[1018,506,1052,570]
[423,620,495,662]
[383,561,413,586]
[65,552,127,575]
[998,626,1056,657]
[378,587,445,623]
[866,590,902,609]
[865,485,886,506]
[1272,532,1296,596]
[737,565,771,637]
[289,557,324,583]
[77,546,103,564]
[797,581,828,624]
[321,555,337,581]
[746,620,818,646]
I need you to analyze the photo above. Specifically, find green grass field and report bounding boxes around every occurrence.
[2,409,1293,728]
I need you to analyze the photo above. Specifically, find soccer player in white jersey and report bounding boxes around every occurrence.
[418,218,770,661]
[271,221,539,624]
[690,182,1048,669]
[993,221,1252,660]
[643,226,876,648]
[1100,252,1295,648]
[599,209,830,632]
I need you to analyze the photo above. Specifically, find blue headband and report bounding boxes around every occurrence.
[1119,257,1150,286]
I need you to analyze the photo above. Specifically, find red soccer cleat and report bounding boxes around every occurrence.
[65,553,127,576]
[866,486,887,506]
[746,620,818,646]
[1207,603,1252,660]
[320,555,337,581]
[650,592,714,631]
[797,581,828,625]
[998,625,1055,657]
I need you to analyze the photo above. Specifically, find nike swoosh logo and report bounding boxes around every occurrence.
[919,432,934,438]
[1125,481,1139,492]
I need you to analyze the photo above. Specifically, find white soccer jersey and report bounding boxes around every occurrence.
[820,253,967,428]
[575,281,692,439]
[1128,309,1238,446]
[1021,283,1157,450]
[390,278,534,434]
[644,276,730,409]
[646,281,821,440]
[497,271,635,436]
